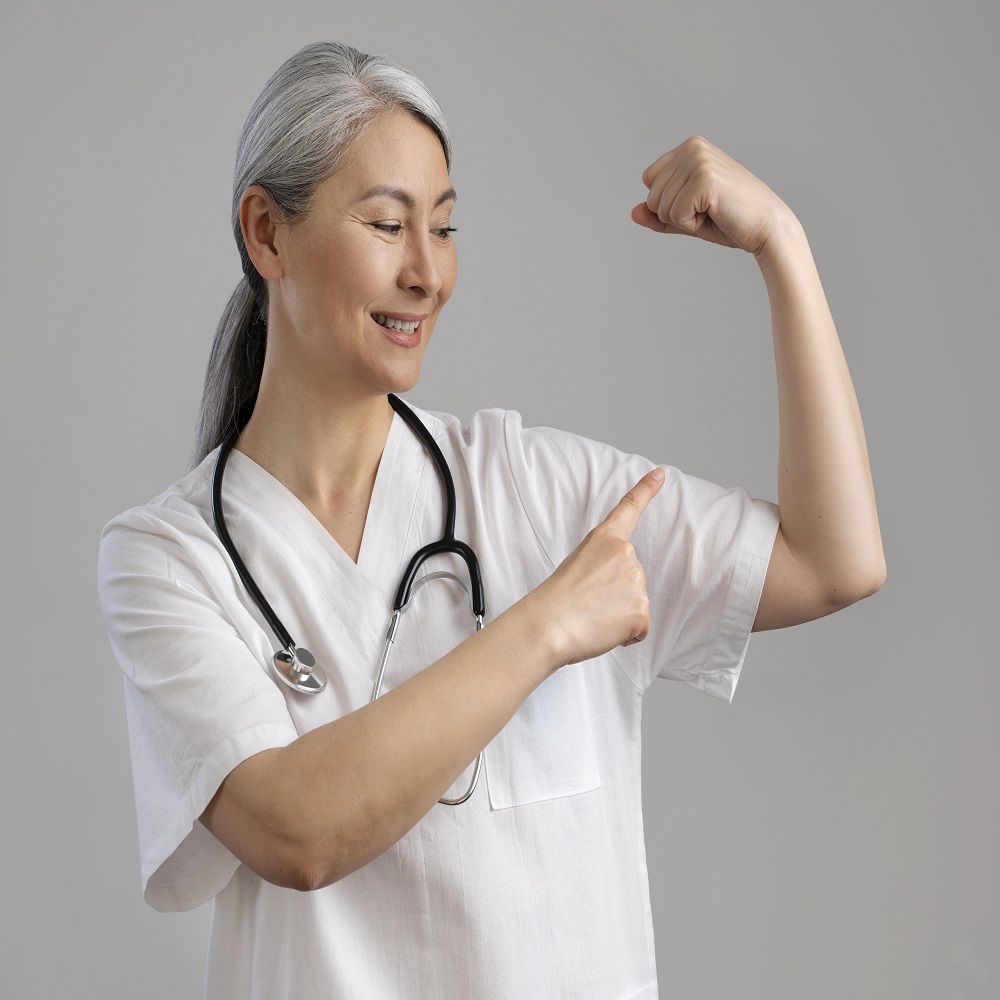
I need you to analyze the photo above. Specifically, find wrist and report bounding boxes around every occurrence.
[754,208,807,273]
[510,590,567,681]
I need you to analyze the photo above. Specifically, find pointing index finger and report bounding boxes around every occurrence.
[603,467,665,538]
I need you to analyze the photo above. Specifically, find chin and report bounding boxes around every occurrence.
[379,362,423,397]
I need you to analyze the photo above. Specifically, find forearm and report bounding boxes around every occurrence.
[200,473,657,891]
[273,593,557,888]
[756,212,886,591]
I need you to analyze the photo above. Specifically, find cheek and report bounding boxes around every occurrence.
[333,236,396,301]
[298,224,383,285]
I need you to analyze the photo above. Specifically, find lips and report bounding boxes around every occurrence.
[372,314,420,332]
[370,311,430,323]
[371,313,422,348]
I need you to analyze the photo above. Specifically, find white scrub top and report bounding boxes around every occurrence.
[97,401,780,1000]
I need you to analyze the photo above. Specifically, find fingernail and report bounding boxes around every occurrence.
[650,467,664,482]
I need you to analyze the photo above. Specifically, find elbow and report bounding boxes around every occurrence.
[259,840,345,893]
[833,561,887,608]
[239,817,348,892]
[259,767,354,892]
[211,744,393,893]
[278,809,383,891]
[863,554,888,597]
[867,563,887,597]
[269,843,331,892]
[285,827,354,892]
[200,745,356,893]
[289,863,336,894]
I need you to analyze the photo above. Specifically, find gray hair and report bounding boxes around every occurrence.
[188,41,452,471]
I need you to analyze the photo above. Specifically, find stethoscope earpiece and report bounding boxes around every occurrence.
[272,646,327,694]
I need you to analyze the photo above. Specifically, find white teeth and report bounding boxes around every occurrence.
[374,314,419,332]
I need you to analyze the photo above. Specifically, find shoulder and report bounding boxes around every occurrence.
[97,452,220,584]
[397,400,518,479]
[402,400,508,447]
[402,399,613,469]
[400,397,642,528]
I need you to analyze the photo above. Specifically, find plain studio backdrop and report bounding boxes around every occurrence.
[2,1,996,997]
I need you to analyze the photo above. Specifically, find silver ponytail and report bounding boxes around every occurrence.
[188,41,452,471]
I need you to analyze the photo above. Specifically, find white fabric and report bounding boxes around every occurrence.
[97,401,780,1000]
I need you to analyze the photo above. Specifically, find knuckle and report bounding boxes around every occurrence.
[591,522,612,543]
[694,163,720,191]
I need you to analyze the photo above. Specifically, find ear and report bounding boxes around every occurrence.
[240,184,284,281]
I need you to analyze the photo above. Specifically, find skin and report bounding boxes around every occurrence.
[200,120,884,892]
[202,107,666,889]
[631,136,887,624]
[236,107,459,559]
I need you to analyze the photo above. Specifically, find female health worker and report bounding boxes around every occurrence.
[96,40,886,1000]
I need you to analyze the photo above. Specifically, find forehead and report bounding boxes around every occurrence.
[330,109,451,205]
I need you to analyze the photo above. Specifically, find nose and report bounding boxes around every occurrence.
[398,228,445,299]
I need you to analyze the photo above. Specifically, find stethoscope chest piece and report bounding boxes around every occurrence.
[272,646,327,694]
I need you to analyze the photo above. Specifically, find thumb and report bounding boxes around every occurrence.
[602,467,665,538]
[631,202,660,229]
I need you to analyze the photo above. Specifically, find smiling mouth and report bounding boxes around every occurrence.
[371,312,427,331]
[372,314,421,333]
[371,314,423,347]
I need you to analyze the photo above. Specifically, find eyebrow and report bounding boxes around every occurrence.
[355,184,457,210]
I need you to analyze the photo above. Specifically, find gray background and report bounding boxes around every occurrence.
[2,0,997,996]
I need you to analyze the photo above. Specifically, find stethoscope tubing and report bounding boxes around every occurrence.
[213,430,297,653]
[211,393,487,804]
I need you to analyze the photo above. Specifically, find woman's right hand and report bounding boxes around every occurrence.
[525,468,665,671]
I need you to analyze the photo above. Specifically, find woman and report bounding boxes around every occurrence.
[97,40,885,999]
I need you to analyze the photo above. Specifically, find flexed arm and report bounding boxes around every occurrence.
[632,136,886,630]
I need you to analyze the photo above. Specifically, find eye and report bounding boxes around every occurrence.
[371,223,458,240]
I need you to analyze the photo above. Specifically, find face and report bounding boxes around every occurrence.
[260,108,458,398]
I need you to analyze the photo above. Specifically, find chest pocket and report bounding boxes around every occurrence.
[483,661,602,809]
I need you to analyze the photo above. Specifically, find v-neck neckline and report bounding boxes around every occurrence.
[218,404,437,644]
[224,406,404,585]
[355,406,405,582]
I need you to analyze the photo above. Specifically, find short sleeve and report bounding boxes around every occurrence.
[96,512,299,912]
[502,410,781,700]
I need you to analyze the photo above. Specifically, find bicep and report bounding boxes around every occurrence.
[752,525,848,631]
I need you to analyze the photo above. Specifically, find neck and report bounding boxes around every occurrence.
[234,363,397,511]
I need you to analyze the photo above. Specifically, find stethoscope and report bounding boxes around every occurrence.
[211,392,486,804]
